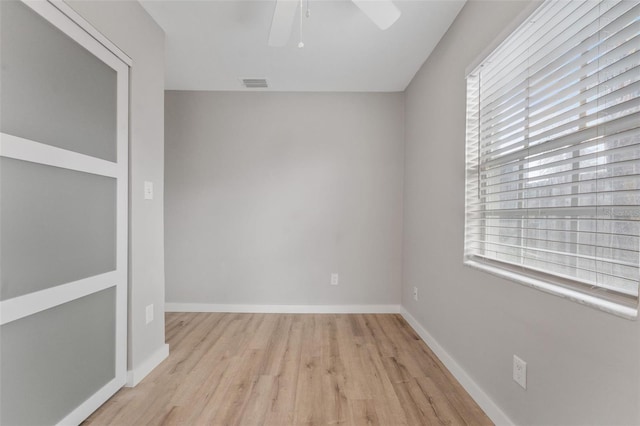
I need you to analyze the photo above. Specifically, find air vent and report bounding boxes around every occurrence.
[242,78,268,89]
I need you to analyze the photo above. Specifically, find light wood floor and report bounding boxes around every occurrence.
[85,313,492,425]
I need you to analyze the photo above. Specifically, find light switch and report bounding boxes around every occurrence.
[146,304,154,324]
[144,181,153,200]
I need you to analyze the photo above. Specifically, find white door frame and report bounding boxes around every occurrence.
[0,1,129,424]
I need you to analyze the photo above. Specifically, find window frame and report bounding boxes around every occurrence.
[463,0,640,320]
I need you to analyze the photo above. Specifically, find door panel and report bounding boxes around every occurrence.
[0,0,129,424]
[1,157,117,300]
[0,0,118,161]
[0,287,116,426]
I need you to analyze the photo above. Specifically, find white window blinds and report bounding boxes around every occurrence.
[464,0,640,311]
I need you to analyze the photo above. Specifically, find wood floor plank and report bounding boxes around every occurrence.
[211,348,265,425]
[321,317,349,425]
[257,315,293,376]
[414,376,468,425]
[84,313,493,426]
[236,375,275,425]
[362,344,409,426]
[293,316,325,425]
[262,318,303,425]
[349,400,380,426]
[334,316,373,401]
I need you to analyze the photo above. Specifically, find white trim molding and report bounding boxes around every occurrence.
[400,307,514,426]
[464,0,542,76]
[126,344,170,388]
[48,0,133,66]
[0,272,118,325]
[0,133,119,178]
[165,303,401,314]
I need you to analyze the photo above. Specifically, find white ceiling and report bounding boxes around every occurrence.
[140,0,466,92]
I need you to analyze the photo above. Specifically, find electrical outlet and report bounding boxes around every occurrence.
[145,304,154,324]
[513,355,527,389]
[330,273,339,286]
[413,286,418,301]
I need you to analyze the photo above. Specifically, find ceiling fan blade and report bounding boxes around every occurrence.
[268,0,298,47]
[351,0,401,30]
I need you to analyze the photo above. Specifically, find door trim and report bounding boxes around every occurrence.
[31,0,132,66]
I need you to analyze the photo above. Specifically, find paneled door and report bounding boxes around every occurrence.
[0,1,129,424]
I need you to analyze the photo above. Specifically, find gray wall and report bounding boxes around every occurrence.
[402,1,640,424]
[165,91,404,306]
[67,1,167,374]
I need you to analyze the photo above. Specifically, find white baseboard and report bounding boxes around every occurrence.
[126,343,170,387]
[165,303,401,314]
[400,307,514,426]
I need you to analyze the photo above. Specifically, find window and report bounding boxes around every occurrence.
[464,0,640,318]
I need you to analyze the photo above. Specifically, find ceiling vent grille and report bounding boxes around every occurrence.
[242,78,268,89]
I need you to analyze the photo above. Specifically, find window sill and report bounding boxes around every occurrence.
[464,258,638,321]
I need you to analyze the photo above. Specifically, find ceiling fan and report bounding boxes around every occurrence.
[268,0,401,47]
